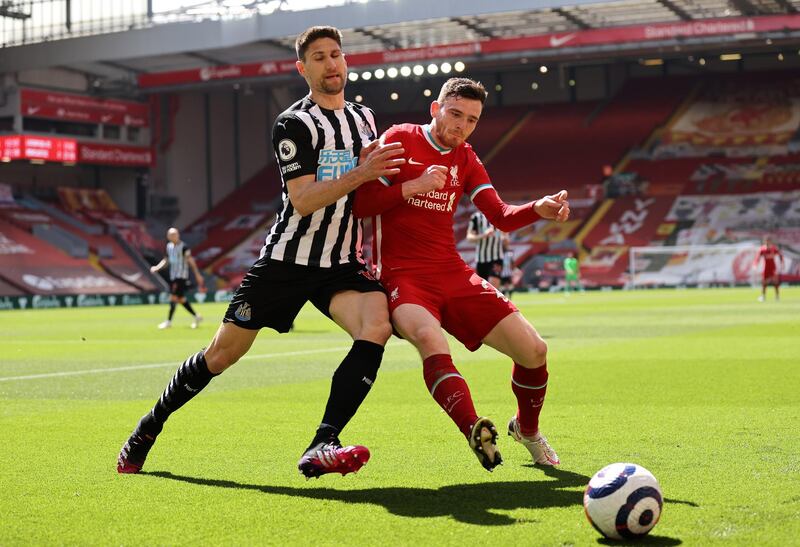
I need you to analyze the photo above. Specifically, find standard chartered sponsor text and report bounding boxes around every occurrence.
[81,147,151,163]
[644,19,755,40]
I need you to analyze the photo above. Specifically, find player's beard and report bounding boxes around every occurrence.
[318,72,345,95]
[435,125,464,148]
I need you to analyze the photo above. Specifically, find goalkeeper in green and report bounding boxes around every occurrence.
[563,252,582,293]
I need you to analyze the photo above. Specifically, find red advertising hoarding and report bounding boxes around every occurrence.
[20,88,150,127]
[138,14,800,88]
[0,135,151,166]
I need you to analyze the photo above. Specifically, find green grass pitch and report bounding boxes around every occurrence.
[1,287,798,545]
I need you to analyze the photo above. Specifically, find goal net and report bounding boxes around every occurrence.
[629,243,760,288]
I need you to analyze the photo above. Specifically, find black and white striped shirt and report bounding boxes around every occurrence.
[166,241,190,280]
[469,211,505,263]
[261,96,377,267]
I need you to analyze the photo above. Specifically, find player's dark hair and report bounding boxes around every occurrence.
[437,78,487,104]
[295,26,343,61]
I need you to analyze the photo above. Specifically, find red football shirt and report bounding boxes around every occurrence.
[757,244,782,272]
[363,123,493,275]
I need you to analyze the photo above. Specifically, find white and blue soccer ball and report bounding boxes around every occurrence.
[583,463,663,540]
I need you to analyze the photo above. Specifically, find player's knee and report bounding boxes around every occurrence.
[362,318,392,345]
[531,337,548,364]
[203,344,241,373]
[354,305,392,344]
[518,334,547,367]
[410,325,444,352]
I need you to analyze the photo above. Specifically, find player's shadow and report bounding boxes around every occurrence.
[145,465,588,526]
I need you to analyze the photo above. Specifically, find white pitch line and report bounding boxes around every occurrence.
[0,342,405,383]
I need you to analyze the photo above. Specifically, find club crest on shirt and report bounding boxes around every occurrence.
[358,119,374,139]
[449,165,460,187]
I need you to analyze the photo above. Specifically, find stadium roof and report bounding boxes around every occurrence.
[2,0,800,91]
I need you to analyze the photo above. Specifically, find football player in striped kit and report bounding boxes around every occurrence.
[467,210,507,289]
[150,227,204,329]
[118,26,405,479]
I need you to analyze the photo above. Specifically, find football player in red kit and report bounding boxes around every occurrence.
[353,78,570,471]
[754,236,784,302]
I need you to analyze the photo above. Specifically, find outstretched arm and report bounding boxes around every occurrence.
[474,188,570,232]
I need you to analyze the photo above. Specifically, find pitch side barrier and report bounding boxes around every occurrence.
[0,290,232,311]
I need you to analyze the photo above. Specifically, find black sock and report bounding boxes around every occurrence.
[311,340,383,447]
[149,351,218,425]
[168,302,176,321]
[182,301,196,316]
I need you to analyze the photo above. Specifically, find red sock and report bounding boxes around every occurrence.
[423,354,478,437]
[512,362,548,437]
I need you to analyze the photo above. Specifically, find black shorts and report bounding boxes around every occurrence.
[170,278,188,297]
[223,257,385,333]
[476,260,503,280]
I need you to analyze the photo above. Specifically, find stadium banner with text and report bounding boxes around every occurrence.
[77,142,154,166]
[20,88,149,127]
[629,243,760,287]
[0,290,232,311]
[0,135,152,166]
[659,80,800,157]
[138,14,800,88]
[665,191,800,245]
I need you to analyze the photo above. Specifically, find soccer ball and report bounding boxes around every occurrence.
[583,463,663,540]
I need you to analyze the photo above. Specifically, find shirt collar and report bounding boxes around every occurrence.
[422,124,452,155]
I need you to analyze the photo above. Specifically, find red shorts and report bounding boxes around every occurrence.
[763,265,779,283]
[380,265,518,351]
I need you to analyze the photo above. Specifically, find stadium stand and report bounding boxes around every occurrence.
[0,217,139,295]
[0,185,160,293]
[566,74,800,287]
[56,187,160,254]
[487,78,695,200]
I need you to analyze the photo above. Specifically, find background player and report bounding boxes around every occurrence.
[118,26,405,479]
[150,227,204,329]
[754,235,784,301]
[467,210,507,288]
[354,77,570,471]
[563,251,582,294]
[499,243,520,298]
